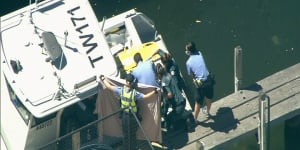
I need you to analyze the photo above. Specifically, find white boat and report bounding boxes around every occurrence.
[1,0,113,149]
[99,9,167,74]
[1,0,191,149]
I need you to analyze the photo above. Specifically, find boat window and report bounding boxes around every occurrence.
[131,14,156,43]
[105,25,127,48]
[6,80,31,125]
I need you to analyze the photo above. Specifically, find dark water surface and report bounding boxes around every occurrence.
[90,2,300,149]
[1,0,299,149]
[89,0,300,99]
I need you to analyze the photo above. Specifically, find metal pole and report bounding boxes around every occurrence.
[130,106,154,150]
[258,91,269,150]
[101,16,106,32]
[195,140,205,150]
[234,46,243,92]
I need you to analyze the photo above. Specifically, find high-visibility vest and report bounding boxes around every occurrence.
[120,87,137,113]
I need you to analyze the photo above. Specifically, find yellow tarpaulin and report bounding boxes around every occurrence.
[118,42,161,71]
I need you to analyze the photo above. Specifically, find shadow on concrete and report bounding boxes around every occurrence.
[242,83,263,92]
[200,107,240,133]
[162,121,189,149]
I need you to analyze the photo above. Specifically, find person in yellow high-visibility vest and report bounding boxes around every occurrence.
[100,74,158,150]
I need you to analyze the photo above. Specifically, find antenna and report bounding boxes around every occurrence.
[64,30,68,46]
[101,16,106,32]
[27,2,33,24]
[41,31,67,100]
[52,57,67,101]
[53,47,68,100]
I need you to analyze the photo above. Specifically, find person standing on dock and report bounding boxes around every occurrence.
[184,41,215,121]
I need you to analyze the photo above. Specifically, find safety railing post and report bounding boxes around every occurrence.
[129,106,155,150]
[234,46,243,92]
[258,91,270,150]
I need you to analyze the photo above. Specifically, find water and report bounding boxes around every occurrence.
[89,0,300,99]
[90,2,300,149]
[1,0,299,149]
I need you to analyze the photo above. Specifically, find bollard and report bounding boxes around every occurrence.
[195,140,205,150]
[234,46,243,92]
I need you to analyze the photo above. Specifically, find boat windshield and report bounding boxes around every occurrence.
[131,14,156,43]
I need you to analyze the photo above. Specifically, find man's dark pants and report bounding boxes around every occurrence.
[122,113,138,150]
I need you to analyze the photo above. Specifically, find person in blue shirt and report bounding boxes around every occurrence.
[132,52,159,87]
[185,41,215,121]
[100,74,158,149]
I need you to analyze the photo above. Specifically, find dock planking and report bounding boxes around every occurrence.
[162,63,300,150]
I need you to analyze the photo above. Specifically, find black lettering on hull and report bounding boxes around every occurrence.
[36,120,52,130]
[76,24,89,34]
[67,6,104,68]
[88,56,103,68]
[70,17,86,29]
[79,34,97,54]
[67,6,80,15]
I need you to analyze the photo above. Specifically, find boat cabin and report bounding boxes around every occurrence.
[1,0,116,149]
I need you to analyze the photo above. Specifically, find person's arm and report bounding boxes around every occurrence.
[150,49,161,58]
[100,75,115,91]
[163,86,173,99]
[148,49,165,61]
[143,88,159,99]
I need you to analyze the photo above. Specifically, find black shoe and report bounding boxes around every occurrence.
[195,120,201,125]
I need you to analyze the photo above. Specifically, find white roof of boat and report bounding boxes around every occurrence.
[1,0,118,117]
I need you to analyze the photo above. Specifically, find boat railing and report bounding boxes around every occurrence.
[38,107,157,150]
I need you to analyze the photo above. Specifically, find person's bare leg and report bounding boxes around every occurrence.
[194,102,201,120]
[205,97,212,114]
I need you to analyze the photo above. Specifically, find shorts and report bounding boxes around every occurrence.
[194,80,214,104]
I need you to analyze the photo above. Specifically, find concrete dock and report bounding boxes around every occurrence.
[162,63,300,150]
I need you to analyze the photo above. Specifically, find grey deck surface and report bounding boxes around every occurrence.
[162,63,300,150]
